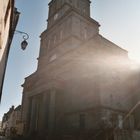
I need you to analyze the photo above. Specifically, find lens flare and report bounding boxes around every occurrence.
[128,51,140,64]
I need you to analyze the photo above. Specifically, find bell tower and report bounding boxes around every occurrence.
[48,0,91,28]
[38,0,99,69]
[22,0,137,138]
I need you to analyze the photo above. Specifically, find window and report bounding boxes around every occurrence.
[83,8,86,14]
[118,115,123,129]
[47,40,50,51]
[79,114,86,129]
[77,1,79,8]
[49,5,53,17]
[54,35,56,44]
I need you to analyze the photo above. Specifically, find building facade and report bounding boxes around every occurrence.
[1,105,22,137]
[0,0,19,100]
[1,106,14,136]
[14,105,23,136]
[0,121,2,133]
[21,0,140,139]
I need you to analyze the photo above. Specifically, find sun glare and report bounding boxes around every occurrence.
[128,51,140,64]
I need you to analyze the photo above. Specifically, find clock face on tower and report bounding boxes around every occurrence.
[54,13,59,20]
[53,10,63,22]
[49,54,57,62]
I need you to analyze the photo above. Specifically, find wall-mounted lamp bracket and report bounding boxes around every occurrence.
[15,30,29,50]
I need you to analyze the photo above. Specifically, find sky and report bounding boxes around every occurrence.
[0,0,140,120]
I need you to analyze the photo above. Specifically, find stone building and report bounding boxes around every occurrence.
[1,105,22,137]
[1,106,15,136]
[0,121,2,133]
[21,0,140,139]
[14,105,23,136]
[0,0,19,100]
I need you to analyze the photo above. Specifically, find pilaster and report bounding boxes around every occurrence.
[48,88,56,134]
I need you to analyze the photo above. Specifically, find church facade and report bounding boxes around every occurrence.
[21,0,140,139]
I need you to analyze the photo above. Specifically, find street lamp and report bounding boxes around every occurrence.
[15,30,29,50]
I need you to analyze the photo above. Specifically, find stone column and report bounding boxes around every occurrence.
[41,92,49,133]
[29,97,36,133]
[48,88,56,134]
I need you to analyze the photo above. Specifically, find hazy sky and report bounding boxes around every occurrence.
[0,0,140,120]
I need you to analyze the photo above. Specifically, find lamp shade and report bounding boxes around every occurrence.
[21,40,28,50]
